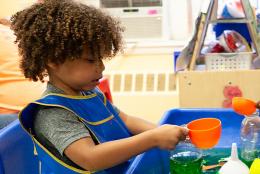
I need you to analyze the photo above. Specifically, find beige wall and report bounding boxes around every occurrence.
[105,53,179,123]
[0,0,36,18]
[105,54,174,72]
[112,93,179,124]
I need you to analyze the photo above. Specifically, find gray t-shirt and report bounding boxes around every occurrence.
[33,83,119,168]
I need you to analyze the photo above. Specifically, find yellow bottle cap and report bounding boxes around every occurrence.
[250,158,260,174]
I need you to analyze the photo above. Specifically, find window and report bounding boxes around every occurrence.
[132,0,162,7]
[101,0,162,8]
[101,0,163,40]
[101,0,128,8]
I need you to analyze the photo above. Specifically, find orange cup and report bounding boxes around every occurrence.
[232,97,256,116]
[187,118,222,149]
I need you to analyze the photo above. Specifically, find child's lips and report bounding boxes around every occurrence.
[94,81,100,85]
[92,77,102,84]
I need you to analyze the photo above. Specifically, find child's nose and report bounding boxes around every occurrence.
[96,59,105,72]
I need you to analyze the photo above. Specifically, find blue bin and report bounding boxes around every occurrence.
[0,120,38,174]
[173,51,181,72]
[0,109,244,174]
[127,108,244,174]
[159,108,243,148]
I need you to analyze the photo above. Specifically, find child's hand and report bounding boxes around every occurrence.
[151,124,189,150]
[256,101,260,109]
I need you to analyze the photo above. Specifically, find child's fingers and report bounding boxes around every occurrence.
[180,124,189,135]
[256,101,260,109]
[181,127,189,135]
[179,127,189,141]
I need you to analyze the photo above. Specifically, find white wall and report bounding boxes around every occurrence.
[163,0,205,41]
[163,0,189,40]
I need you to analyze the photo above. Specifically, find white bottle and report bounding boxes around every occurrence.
[218,143,249,174]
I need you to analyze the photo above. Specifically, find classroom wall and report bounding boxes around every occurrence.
[0,0,36,18]
[104,52,179,123]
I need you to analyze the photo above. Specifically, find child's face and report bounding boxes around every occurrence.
[48,47,105,93]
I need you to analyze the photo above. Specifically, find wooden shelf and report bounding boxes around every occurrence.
[210,19,251,24]
[177,70,260,108]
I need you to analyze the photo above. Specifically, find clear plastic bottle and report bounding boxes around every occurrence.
[240,110,260,167]
[169,139,203,174]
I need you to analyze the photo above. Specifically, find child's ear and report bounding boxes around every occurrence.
[46,61,58,69]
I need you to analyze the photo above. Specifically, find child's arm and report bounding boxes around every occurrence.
[118,110,157,135]
[64,124,188,171]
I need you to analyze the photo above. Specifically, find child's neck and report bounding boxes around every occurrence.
[48,81,82,96]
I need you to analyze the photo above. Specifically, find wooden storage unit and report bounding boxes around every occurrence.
[177,70,260,108]
[175,0,260,108]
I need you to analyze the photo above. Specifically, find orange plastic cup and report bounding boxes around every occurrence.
[187,118,222,149]
[232,97,256,116]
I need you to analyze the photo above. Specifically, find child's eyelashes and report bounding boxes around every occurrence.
[81,58,97,63]
[86,59,97,63]
[83,58,102,64]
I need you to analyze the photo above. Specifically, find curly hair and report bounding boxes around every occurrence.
[11,0,124,82]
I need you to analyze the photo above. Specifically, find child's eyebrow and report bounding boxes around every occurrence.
[82,57,98,62]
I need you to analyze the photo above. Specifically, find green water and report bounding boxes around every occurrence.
[170,151,203,174]
[240,150,259,167]
[201,148,230,174]
[170,148,260,174]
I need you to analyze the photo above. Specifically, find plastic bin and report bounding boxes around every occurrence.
[173,51,181,72]
[205,52,252,71]
[0,120,38,174]
[126,108,244,173]
[0,109,244,174]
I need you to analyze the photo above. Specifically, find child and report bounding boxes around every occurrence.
[11,0,188,173]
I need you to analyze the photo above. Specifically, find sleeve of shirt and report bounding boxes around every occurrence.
[34,107,91,155]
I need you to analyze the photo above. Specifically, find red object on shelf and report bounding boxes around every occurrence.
[223,85,242,99]
[211,43,225,53]
[222,85,242,108]
[225,32,238,52]
[98,77,113,103]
